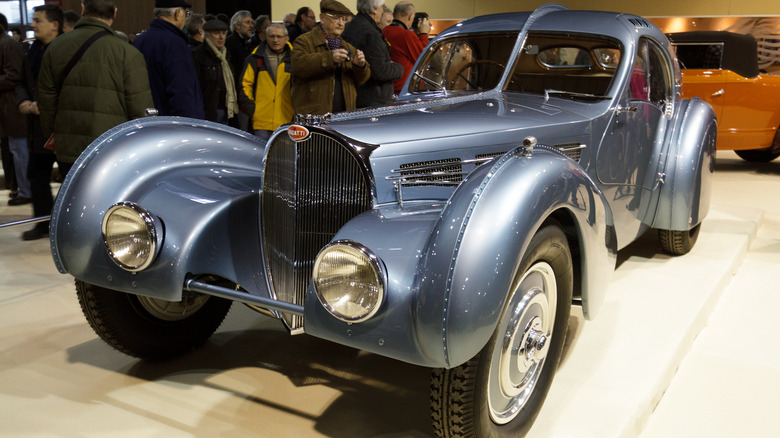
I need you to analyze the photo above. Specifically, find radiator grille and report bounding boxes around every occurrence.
[262,132,372,330]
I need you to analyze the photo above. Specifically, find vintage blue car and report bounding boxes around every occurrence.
[50,4,716,437]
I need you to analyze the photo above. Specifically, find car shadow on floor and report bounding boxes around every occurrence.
[67,307,435,437]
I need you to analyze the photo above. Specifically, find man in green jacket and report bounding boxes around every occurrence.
[38,0,153,176]
[291,0,370,116]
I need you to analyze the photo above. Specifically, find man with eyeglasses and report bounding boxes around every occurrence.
[134,0,204,119]
[287,6,317,43]
[291,0,370,115]
[239,23,294,141]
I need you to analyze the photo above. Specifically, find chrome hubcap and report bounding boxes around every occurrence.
[137,291,209,321]
[488,261,557,424]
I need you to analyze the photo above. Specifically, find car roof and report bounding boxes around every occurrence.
[437,9,654,43]
[668,31,759,78]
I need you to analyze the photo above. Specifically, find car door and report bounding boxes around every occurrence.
[597,37,674,246]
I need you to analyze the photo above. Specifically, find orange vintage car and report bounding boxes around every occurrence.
[669,31,780,162]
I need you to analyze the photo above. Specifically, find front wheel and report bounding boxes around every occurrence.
[76,280,232,361]
[431,223,573,437]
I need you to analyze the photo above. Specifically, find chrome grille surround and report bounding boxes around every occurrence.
[262,131,373,331]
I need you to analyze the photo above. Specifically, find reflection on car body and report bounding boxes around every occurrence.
[50,4,716,437]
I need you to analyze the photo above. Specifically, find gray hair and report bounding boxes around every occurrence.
[392,1,415,19]
[230,10,252,31]
[266,22,288,36]
[153,7,178,19]
[357,0,385,15]
[185,13,204,36]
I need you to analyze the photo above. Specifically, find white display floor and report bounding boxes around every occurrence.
[1,151,778,437]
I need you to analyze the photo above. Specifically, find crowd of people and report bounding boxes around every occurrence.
[0,0,433,241]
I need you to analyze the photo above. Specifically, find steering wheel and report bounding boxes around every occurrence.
[452,60,506,90]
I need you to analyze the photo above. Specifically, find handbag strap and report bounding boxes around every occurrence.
[57,29,112,93]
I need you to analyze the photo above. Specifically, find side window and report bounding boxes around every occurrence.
[629,38,673,107]
[673,43,724,69]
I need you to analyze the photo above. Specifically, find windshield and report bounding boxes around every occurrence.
[409,33,519,93]
[506,32,622,98]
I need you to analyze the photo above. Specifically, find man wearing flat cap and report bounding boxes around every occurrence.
[291,0,371,115]
[192,19,238,124]
[134,0,205,119]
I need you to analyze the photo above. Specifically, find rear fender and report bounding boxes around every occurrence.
[650,98,717,230]
[50,117,267,300]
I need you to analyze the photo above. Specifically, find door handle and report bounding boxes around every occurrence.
[616,105,638,115]
[711,89,724,97]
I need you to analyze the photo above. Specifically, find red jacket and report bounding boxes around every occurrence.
[382,22,428,94]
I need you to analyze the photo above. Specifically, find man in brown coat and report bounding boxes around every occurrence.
[291,0,370,116]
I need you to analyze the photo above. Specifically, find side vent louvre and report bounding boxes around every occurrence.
[554,143,585,162]
[628,18,651,28]
[398,158,464,186]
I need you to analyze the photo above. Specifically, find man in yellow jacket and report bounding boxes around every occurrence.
[238,23,293,141]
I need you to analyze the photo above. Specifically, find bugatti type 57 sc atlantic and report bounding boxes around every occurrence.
[50,4,716,437]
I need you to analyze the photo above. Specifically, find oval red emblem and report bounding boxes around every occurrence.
[287,125,310,142]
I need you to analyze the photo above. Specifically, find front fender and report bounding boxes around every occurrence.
[415,147,615,367]
[51,117,267,300]
[651,98,717,230]
[305,148,615,368]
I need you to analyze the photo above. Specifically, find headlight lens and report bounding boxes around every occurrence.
[313,242,385,323]
[102,202,159,271]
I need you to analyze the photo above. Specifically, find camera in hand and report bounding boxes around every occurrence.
[412,12,429,33]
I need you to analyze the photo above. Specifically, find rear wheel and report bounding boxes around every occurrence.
[658,223,701,256]
[431,223,573,437]
[76,280,232,361]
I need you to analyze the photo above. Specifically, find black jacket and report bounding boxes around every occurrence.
[225,32,251,85]
[342,12,403,108]
[15,39,51,154]
[192,43,231,123]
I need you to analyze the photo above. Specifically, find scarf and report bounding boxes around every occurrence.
[205,37,238,119]
[322,28,342,52]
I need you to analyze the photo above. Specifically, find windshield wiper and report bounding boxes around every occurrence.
[544,89,609,101]
[414,72,448,93]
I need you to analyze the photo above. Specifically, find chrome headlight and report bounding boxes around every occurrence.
[313,241,385,323]
[102,202,160,272]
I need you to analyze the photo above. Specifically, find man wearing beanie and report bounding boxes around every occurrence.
[291,0,371,115]
[134,0,204,119]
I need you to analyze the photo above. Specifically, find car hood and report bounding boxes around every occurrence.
[323,91,605,147]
